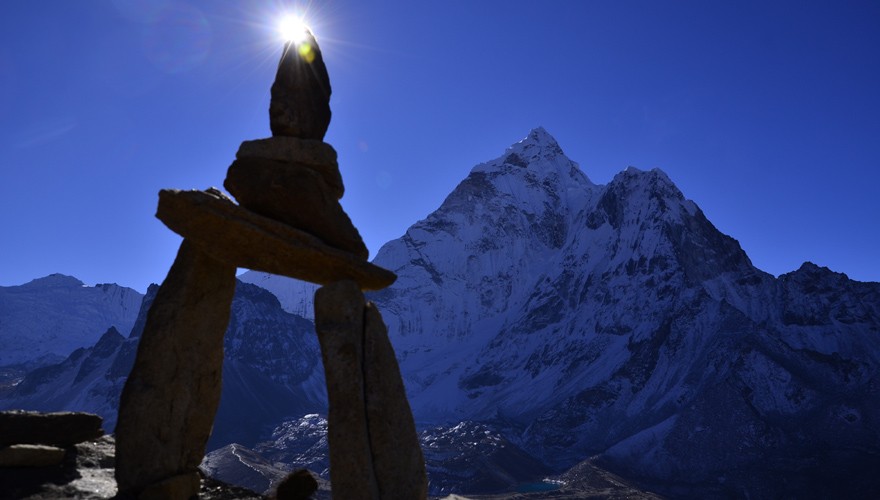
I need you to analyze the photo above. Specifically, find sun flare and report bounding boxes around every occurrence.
[278,15,310,44]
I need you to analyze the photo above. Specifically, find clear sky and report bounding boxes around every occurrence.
[1,0,878,293]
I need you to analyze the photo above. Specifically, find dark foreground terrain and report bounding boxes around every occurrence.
[0,435,269,500]
[1,432,664,500]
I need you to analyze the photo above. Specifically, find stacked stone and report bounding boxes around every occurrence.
[0,411,103,468]
[315,281,428,499]
[225,136,366,260]
[115,28,425,500]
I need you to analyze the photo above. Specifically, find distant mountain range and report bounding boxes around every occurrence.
[0,274,142,372]
[0,280,325,451]
[3,128,878,498]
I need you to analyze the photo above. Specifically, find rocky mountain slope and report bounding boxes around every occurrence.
[0,281,325,450]
[0,274,142,372]
[3,128,878,497]
[241,128,880,498]
[203,414,654,499]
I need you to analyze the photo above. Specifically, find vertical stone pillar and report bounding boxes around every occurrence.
[363,303,428,499]
[115,240,236,497]
[314,281,380,500]
[314,280,427,500]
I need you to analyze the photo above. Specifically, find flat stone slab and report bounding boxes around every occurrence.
[225,157,367,259]
[0,411,103,448]
[236,136,343,198]
[0,444,66,467]
[156,189,396,291]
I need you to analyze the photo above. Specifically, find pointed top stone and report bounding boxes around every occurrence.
[269,30,332,140]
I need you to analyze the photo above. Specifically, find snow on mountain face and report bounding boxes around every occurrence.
[242,414,552,497]
[6,128,873,497]
[242,128,880,496]
[253,413,330,477]
[0,281,326,450]
[361,129,599,418]
[0,274,143,369]
[238,272,318,320]
[200,443,291,496]
[364,129,773,425]
[0,285,159,430]
[212,281,325,449]
[419,420,553,496]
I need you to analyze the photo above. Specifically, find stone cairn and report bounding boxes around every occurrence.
[0,411,106,498]
[115,30,427,499]
[0,410,104,468]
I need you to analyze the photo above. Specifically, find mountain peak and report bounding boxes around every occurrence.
[21,274,86,289]
[506,126,564,159]
[470,128,593,190]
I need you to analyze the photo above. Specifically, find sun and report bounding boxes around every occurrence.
[278,15,310,44]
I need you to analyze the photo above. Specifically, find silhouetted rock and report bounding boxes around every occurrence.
[363,303,428,499]
[225,157,367,258]
[156,189,394,290]
[108,22,409,499]
[0,410,103,447]
[273,469,318,500]
[314,281,379,499]
[0,435,116,499]
[270,33,331,140]
[314,281,427,500]
[138,471,201,500]
[0,444,65,467]
[0,434,271,499]
[115,240,236,497]
[236,137,343,199]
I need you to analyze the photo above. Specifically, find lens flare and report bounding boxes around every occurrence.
[278,15,309,44]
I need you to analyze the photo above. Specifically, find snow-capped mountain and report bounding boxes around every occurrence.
[3,128,878,497]
[206,414,600,498]
[0,274,142,370]
[0,280,326,450]
[239,272,318,320]
[241,128,880,497]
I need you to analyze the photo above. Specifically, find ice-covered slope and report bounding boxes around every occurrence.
[366,127,597,418]
[0,274,142,369]
[238,272,318,320]
[242,128,880,497]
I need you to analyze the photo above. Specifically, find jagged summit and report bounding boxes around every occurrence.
[6,127,880,498]
[0,275,142,369]
[784,260,859,282]
[472,127,594,188]
[507,126,563,156]
[19,273,86,289]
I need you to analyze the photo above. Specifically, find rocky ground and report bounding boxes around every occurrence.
[1,434,664,499]
[0,410,661,499]
[0,435,267,500]
[447,460,664,500]
[1,431,664,500]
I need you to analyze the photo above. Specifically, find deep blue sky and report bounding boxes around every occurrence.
[1,0,878,292]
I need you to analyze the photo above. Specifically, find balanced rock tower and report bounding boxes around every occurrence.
[115,29,427,499]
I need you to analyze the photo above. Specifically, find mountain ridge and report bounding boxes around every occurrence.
[0,274,143,371]
[240,128,880,497]
[3,128,878,498]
